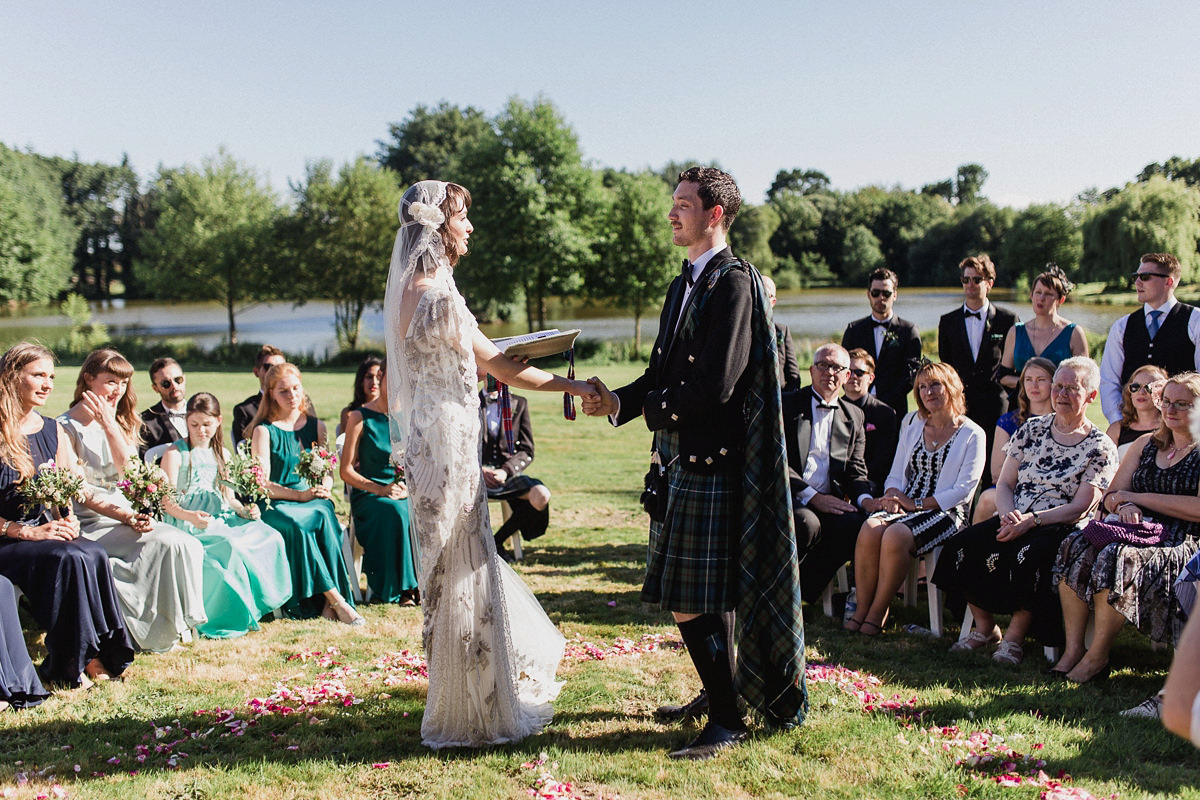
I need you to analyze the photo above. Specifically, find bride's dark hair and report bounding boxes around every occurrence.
[438,183,471,266]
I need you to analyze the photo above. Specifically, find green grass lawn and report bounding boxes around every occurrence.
[4,361,1197,799]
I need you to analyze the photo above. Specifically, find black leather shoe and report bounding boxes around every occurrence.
[667,721,748,760]
[654,690,708,723]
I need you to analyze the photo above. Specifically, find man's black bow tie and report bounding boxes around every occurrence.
[816,402,839,410]
[872,319,890,328]
[964,309,981,320]
[167,410,187,419]
[681,259,694,287]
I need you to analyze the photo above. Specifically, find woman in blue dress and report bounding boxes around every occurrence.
[0,342,134,687]
[159,392,293,638]
[997,265,1088,395]
[247,363,361,624]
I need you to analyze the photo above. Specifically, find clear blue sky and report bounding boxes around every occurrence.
[3,1,1196,208]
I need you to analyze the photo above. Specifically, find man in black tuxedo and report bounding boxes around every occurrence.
[762,274,802,393]
[479,385,551,561]
[231,345,286,446]
[139,357,188,457]
[937,254,1017,485]
[584,167,803,759]
[841,348,898,491]
[783,343,873,603]
[841,268,921,416]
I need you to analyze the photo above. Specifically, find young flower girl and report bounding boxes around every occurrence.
[159,393,293,638]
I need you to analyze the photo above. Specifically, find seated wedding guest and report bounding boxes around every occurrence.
[782,343,872,601]
[0,342,134,687]
[247,362,362,624]
[340,360,418,604]
[232,345,285,446]
[159,392,293,637]
[996,265,1088,396]
[59,348,207,653]
[762,275,801,393]
[1105,365,1167,459]
[139,357,188,457]
[934,357,1117,665]
[337,356,383,436]
[1052,372,1200,683]
[1164,609,1200,744]
[480,378,552,561]
[971,357,1055,524]
[842,348,899,490]
[0,574,48,709]
[847,362,985,634]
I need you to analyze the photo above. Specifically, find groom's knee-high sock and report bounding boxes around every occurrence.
[678,614,745,731]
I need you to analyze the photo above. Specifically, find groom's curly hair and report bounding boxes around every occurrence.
[678,166,741,231]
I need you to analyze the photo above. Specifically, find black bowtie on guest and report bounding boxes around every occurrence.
[872,319,890,327]
[816,402,839,410]
[964,310,981,320]
[681,259,695,287]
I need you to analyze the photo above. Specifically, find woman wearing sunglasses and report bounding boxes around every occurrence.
[996,265,1088,394]
[1106,365,1167,459]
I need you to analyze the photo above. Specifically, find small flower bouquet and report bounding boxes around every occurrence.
[222,440,271,507]
[118,459,176,519]
[389,456,406,485]
[21,460,85,517]
[295,443,337,488]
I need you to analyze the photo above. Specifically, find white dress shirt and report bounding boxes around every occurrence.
[962,301,990,360]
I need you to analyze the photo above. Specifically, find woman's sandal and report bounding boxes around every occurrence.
[844,616,864,632]
[330,601,366,627]
[859,620,883,636]
[949,625,1001,652]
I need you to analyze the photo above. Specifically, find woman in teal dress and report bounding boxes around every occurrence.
[247,363,362,624]
[340,359,419,604]
[998,265,1088,393]
[159,393,293,638]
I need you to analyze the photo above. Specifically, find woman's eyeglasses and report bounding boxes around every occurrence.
[159,376,185,389]
[1161,399,1195,412]
[1127,382,1154,394]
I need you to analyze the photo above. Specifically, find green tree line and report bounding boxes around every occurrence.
[4,101,1200,346]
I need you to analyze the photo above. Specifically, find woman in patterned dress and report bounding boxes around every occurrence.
[1052,372,1200,682]
[934,357,1118,665]
[846,361,986,634]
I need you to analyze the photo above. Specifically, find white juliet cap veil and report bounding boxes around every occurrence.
[385,180,450,461]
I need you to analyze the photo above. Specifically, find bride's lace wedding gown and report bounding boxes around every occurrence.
[399,269,564,749]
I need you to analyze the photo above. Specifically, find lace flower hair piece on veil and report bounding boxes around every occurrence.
[384,180,451,462]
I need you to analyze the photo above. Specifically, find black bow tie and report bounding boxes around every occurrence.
[816,403,839,410]
[872,319,890,328]
[681,259,695,287]
[167,410,187,419]
[964,309,981,320]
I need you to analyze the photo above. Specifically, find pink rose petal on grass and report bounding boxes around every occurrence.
[372,762,391,769]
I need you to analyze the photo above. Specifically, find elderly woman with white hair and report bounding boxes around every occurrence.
[933,356,1118,665]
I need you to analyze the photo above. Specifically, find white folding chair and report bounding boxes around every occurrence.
[334,433,365,603]
[143,443,172,466]
[819,563,850,618]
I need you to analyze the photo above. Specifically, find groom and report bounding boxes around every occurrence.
[584,167,806,759]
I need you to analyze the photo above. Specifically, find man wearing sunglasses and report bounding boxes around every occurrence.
[1099,253,1200,423]
[937,254,1017,485]
[841,348,898,490]
[139,356,188,457]
[841,268,922,415]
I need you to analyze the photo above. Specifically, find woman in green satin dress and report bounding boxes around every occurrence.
[246,363,362,624]
[340,360,419,604]
[159,392,293,638]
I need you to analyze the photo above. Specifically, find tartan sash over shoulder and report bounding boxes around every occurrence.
[681,259,808,727]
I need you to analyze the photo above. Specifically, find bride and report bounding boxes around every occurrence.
[384,180,596,749]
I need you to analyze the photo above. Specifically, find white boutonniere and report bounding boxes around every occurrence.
[408,201,444,228]
[883,329,899,347]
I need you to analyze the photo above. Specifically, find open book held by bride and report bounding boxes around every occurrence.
[490,329,581,359]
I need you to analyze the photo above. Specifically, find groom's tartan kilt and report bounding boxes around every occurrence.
[641,428,739,614]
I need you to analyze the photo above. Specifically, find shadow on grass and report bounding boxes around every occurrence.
[802,612,1200,795]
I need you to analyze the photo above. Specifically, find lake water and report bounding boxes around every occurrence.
[0,289,1142,357]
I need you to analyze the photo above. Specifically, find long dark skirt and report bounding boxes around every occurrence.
[0,574,49,708]
[0,537,135,684]
[933,517,1073,646]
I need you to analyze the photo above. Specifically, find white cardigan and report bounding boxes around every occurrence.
[884,411,986,515]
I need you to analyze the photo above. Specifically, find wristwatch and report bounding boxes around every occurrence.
[914,497,924,511]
